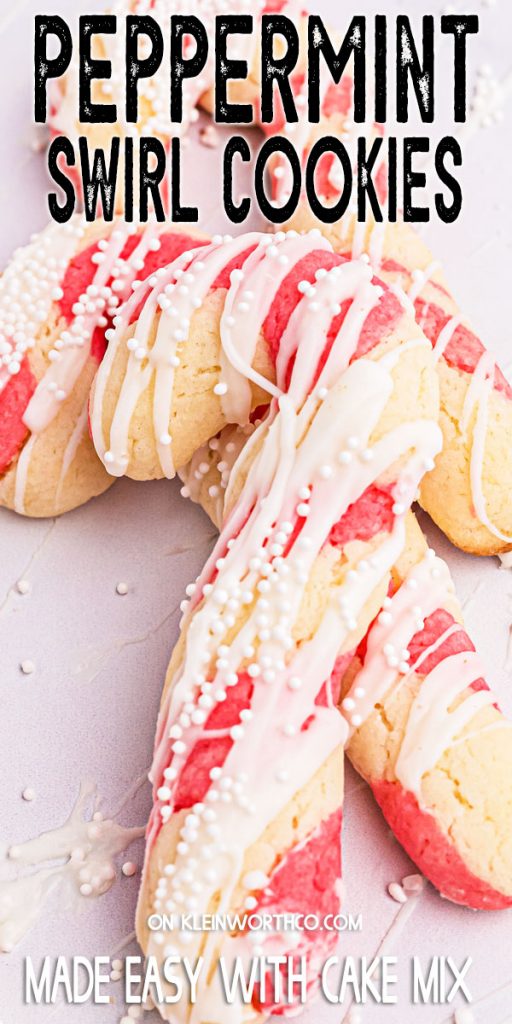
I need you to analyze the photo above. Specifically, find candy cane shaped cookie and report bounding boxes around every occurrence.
[123,234,441,1021]
[0,218,207,516]
[181,427,512,910]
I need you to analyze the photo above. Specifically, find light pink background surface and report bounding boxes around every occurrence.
[1,0,512,1022]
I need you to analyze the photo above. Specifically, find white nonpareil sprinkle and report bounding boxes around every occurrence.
[402,873,425,895]
[388,882,408,904]
[22,787,36,802]
[116,582,129,596]
[16,579,30,595]
[20,660,35,675]
[122,861,138,877]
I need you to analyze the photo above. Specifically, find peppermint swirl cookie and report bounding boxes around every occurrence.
[342,511,512,909]
[90,229,439,483]
[0,219,207,516]
[182,429,512,910]
[287,211,512,556]
[132,231,441,1020]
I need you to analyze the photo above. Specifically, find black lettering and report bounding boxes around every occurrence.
[388,137,397,222]
[397,16,434,123]
[79,15,117,123]
[170,16,208,122]
[374,15,387,123]
[223,137,251,223]
[255,137,301,223]
[124,137,134,221]
[306,136,352,223]
[170,137,198,222]
[308,16,365,122]
[441,15,479,121]
[358,136,384,222]
[215,16,253,123]
[34,16,72,123]
[47,137,76,222]
[403,137,430,222]
[79,136,120,220]
[126,16,164,123]
[260,15,299,125]
[435,137,462,222]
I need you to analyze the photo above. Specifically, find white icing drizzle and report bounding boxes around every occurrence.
[136,242,441,1021]
[0,783,144,954]
[460,349,494,438]
[13,435,36,515]
[219,231,331,423]
[340,878,425,1024]
[55,401,90,508]
[378,335,430,372]
[367,221,387,270]
[92,232,287,478]
[343,553,500,799]
[394,651,494,795]
[344,555,454,728]
[0,221,78,395]
[23,222,135,435]
[277,257,376,396]
[431,314,462,363]
[2,215,160,510]
[449,719,512,750]
[407,261,441,305]
[402,251,512,546]
[460,351,512,543]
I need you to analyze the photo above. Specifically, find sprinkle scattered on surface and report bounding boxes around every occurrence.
[122,861,138,878]
[388,882,408,904]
